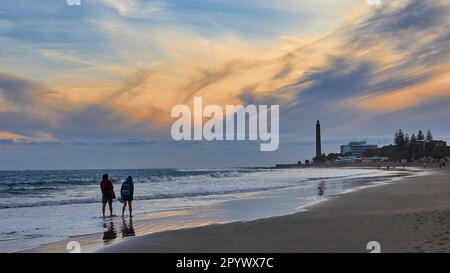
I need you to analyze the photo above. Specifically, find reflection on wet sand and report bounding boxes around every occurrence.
[121,217,135,238]
[318,181,326,196]
[102,217,136,243]
[102,222,117,241]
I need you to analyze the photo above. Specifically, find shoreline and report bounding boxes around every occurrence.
[273,161,444,169]
[24,167,411,253]
[97,167,450,253]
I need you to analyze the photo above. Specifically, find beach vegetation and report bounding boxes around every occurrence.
[365,129,450,162]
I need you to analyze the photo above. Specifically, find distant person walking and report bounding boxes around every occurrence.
[121,176,134,217]
[100,174,115,217]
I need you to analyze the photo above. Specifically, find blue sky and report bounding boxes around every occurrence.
[1,0,450,170]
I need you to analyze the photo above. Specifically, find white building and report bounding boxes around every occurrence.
[340,141,378,157]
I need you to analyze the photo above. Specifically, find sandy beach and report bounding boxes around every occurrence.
[99,168,450,253]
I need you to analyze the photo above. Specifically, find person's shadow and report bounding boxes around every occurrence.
[102,221,117,241]
[121,217,136,238]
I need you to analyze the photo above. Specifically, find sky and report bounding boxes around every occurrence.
[1,0,450,170]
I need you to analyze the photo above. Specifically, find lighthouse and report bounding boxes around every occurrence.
[316,120,322,158]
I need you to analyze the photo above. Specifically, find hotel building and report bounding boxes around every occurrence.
[340,141,378,157]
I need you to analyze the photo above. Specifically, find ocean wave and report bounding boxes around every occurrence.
[209,170,241,178]
[136,176,173,183]
[134,170,241,183]
[0,184,290,210]
[0,169,245,187]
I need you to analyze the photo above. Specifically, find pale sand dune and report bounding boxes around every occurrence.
[100,168,450,253]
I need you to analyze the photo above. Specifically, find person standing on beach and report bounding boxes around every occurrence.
[121,176,134,217]
[101,174,115,217]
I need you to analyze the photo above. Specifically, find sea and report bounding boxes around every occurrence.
[0,167,410,252]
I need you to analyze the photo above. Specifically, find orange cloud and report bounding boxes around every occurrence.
[357,64,450,111]
[0,131,58,141]
[96,32,341,128]
[5,0,449,137]
[0,132,30,140]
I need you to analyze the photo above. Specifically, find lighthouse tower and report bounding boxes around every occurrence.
[316,120,322,159]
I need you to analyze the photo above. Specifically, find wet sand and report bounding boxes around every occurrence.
[100,168,450,253]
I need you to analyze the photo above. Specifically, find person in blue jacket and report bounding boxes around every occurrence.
[121,176,134,217]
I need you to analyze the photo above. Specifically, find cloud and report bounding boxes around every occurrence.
[3,0,450,168]
[243,0,450,139]
[0,71,160,143]
[0,72,54,105]
[5,0,450,139]
[0,132,32,141]
[38,50,133,76]
[0,131,58,147]
[99,0,165,17]
[0,72,62,137]
[357,67,450,111]
[339,0,450,113]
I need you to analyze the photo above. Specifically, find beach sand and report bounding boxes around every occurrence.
[99,168,450,253]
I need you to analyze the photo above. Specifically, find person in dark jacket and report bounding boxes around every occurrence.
[100,174,115,217]
[121,176,134,217]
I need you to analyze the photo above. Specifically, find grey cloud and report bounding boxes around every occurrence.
[0,72,53,105]
[347,0,450,66]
